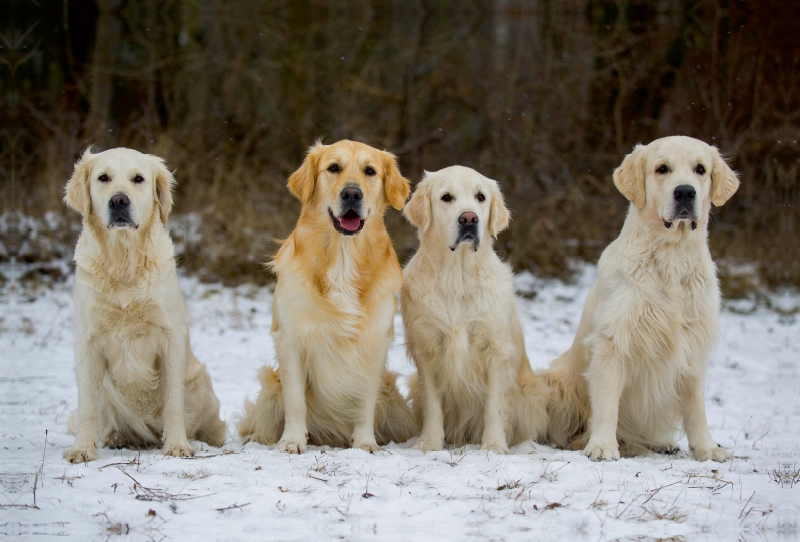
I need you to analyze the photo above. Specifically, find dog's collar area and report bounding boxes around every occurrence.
[329,208,365,236]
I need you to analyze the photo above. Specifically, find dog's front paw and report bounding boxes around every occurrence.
[584,441,620,461]
[480,441,510,454]
[64,447,98,463]
[278,437,307,454]
[163,441,195,458]
[692,445,730,462]
[105,432,140,450]
[353,440,382,452]
[652,443,680,455]
[413,436,444,452]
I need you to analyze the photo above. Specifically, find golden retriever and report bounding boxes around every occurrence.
[401,166,550,453]
[542,136,739,461]
[63,148,226,463]
[237,140,417,452]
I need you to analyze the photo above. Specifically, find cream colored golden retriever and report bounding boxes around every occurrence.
[237,140,417,453]
[542,136,739,461]
[402,166,550,453]
[63,148,226,463]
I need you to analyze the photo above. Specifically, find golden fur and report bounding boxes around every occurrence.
[63,148,226,463]
[401,166,550,453]
[238,140,417,452]
[541,136,739,461]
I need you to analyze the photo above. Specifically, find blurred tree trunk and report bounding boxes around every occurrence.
[84,0,123,144]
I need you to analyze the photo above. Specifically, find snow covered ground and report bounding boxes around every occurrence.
[2,265,799,541]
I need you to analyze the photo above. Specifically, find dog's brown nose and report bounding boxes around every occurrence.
[459,212,478,225]
[109,193,130,209]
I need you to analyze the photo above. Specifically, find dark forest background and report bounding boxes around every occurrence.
[1,0,798,298]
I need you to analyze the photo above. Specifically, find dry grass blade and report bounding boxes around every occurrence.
[116,467,215,502]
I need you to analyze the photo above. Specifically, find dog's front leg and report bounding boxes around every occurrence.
[481,353,512,454]
[277,340,308,454]
[680,372,730,462]
[413,358,445,451]
[64,341,104,463]
[162,334,194,457]
[583,341,624,461]
[350,353,383,452]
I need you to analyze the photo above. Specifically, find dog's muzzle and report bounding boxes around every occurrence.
[107,193,138,229]
[450,211,480,252]
[663,184,698,230]
[330,186,365,236]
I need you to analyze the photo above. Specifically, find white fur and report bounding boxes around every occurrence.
[402,166,550,453]
[63,148,225,463]
[541,136,739,462]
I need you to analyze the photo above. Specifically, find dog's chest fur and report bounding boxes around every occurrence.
[78,259,175,413]
[93,294,167,397]
[324,242,363,332]
[275,236,398,406]
[409,255,515,392]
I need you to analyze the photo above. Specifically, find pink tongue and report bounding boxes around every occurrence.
[340,215,361,231]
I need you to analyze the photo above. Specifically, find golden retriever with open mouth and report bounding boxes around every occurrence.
[63,148,226,463]
[402,166,550,453]
[542,136,739,461]
[237,140,417,453]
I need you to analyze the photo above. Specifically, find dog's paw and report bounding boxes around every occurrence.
[652,444,680,455]
[64,447,98,463]
[353,441,382,453]
[162,441,195,458]
[692,445,730,462]
[105,433,139,450]
[480,441,510,455]
[413,436,444,452]
[584,441,620,461]
[278,438,307,454]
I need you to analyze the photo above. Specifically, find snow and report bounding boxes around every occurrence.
[2,265,799,541]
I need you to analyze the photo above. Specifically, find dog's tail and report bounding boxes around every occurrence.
[406,372,424,430]
[375,371,419,445]
[67,410,78,435]
[539,361,587,449]
[511,371,552,446]
[238,366,285,445]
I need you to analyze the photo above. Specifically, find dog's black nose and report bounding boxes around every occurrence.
[109,193,130,209]
[459,211,479,226]
[340,186,363,202]
[673,185,696,203]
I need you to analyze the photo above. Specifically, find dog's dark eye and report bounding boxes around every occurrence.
[327,164,339,173]
[133,174,144,184]
[364,166,376,176]
[98,174,109,183]
[476,192,485,202]
[441,193,453,202]
[695,164,706,175]
[656,164,669,175]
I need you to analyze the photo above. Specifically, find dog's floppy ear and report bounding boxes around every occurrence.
[288,141,326,205]
[382,151,411,210]
[613,144,647,209]
[149,155,176,224]
[710,147,740,206]
[404,174,432,232]
[64,148,95,216]
[488,178,510,237]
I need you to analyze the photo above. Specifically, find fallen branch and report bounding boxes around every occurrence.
[117,467,215,502]
[216,502,250,513]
